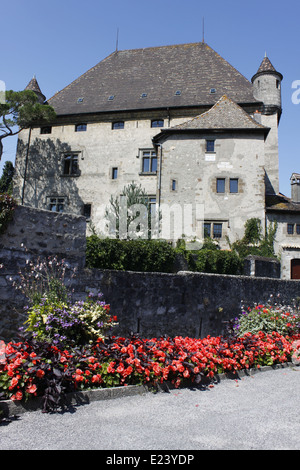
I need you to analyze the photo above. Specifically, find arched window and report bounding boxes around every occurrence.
[112,121,124,130]
[75,123,87,132]
[151,119,164,128]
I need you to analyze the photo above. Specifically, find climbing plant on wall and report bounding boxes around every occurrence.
[0,193,16,235]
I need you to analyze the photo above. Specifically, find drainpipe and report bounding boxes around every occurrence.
[156,143,163,209]
[21,126,32,205]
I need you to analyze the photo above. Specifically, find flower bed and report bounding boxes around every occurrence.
[1,330,299,414]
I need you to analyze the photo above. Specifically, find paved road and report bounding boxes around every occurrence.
[0,366,299,451]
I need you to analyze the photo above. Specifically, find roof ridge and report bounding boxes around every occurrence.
[170,95,267,130]
[116,41,207,54]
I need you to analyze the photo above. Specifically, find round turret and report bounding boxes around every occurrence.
[251,56,283,116]
[25,76,46,104]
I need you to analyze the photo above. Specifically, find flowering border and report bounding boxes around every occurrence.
[1,330,299,414]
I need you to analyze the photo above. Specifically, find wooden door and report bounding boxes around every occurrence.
[291,259,300,279]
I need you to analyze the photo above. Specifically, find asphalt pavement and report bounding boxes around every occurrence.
[0,365,299,451]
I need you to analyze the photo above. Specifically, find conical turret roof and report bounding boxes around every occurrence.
[252,56,283,82]
[25,76,46,103]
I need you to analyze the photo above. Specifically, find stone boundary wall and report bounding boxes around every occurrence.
[0,205,86,339]
[1,266,300,341]
[243,255,281,278]
[70,269,300,340]
[0,205,298,341]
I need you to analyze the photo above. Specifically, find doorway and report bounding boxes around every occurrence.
[291,259,300,279]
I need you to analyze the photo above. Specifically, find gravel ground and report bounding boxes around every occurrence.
[0,366,299,451]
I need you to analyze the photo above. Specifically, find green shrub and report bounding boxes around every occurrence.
[233,303,300,337]
[86,236,176,273]
[189,249,242,275]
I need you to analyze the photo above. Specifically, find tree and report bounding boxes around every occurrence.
[229,217,278,259]
[105,182,159,239]
[0,160,14,194]
[0,90,56,161]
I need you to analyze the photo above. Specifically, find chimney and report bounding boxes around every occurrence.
[291,173,300,202]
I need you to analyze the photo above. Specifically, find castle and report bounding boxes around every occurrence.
[12,41,300,279]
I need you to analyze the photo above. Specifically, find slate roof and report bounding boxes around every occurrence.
[266,194,300,213]
[47,42,259,116]
[25,76,46,102]
[168,95,268,131]
[251,56,283,82]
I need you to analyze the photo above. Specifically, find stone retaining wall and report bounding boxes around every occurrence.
[0,205,86,339]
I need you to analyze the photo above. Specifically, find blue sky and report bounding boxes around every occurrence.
[1,0,300,197]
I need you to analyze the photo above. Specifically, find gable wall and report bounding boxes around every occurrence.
[158,132,266,245]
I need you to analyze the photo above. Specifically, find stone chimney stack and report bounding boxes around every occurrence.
[291,173,300,203]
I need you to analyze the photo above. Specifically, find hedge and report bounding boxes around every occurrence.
[86,236,176,273]
[86,236,244,275]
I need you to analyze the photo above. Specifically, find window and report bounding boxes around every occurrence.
[287,223,300,235]
[49,197,64,213]
[148,197,156,216]
[204,222,223,239]
[112,167,118,180]
[140,93,147,98]
[142,150,157,173]
[40,126,52,134]
[230,178,239,193]
[112,121,124,130]
[151,119,164,128]
[175,90,181,96]
[108,95,115,101]
[75,123,87,132]
[210,88,216,94]
[83,204,91,219]
[216,178,225,193]
[206,140,215,152]
[171,179,177,191]
[213,223,222,239]
[63,154,79,175]
[77,97,84,103]
[204,223,211,238]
